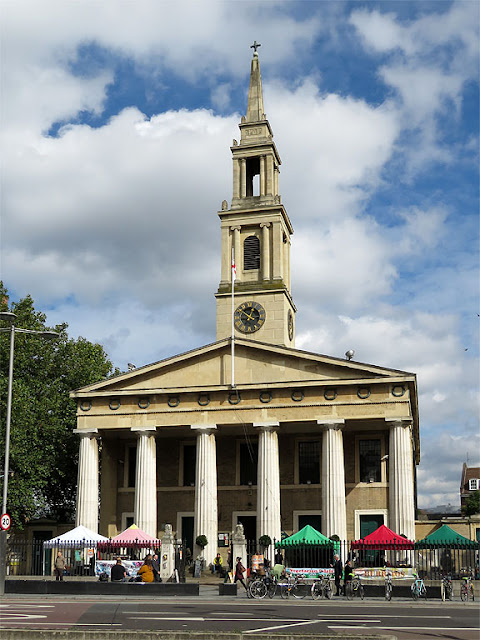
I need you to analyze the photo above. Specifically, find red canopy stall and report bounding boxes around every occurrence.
[351,525,414,550]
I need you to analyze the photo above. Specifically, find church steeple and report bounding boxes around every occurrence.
[215,46,296,347]
[246,43,265,123]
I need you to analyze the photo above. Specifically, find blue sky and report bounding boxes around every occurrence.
[1,0,479,509]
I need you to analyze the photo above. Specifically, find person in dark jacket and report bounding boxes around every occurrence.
[234,557,247,591]
[332,554,342,595]
[111,557,127,582]
[343,559,354,594]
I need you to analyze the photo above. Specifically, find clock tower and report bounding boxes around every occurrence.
[216,45,296,347]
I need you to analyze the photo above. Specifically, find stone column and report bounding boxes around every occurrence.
[233,158,240,199]
[274,165,279,196]
[232,226,241,279]
[266,155,274,195]
[387,418,415,540]
[74,429,99,532]
[132,427,157,537]
[272,221,283,280]
[260,223,270,281]
[260,155,266,196]
[240,159,247,198]
[319,419,347,542]
[254,422,281,557]
[192,425,218,561]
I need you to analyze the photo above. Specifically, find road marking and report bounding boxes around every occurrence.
[0,614,47,621]
[318,614,452,618]
[243,620,320,634]
[0,605,55,609]
[0,623,122,627]
[330,626,480,631]
[128,617,205,621]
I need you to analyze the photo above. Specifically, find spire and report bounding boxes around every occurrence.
[246,42,265,123]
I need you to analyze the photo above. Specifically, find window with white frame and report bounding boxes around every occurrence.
[469,478,479,491]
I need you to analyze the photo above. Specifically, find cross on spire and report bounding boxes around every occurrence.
[251,41,261,54]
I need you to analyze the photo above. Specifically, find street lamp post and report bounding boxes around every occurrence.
[0,311,59,595]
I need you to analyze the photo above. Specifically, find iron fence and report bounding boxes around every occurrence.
[4,535,479,580]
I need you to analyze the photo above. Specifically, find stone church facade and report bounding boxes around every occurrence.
[72,49,419,559]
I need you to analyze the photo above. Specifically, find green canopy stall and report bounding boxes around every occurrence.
[275,525,338,569]
[415,524,479,579]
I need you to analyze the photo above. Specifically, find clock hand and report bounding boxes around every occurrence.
[241,310,255,321]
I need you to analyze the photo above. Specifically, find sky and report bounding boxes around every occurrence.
[1,0,479,510]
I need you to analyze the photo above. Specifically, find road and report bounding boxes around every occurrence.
[0,595,479,639]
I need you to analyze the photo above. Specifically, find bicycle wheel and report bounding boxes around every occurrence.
[470,585,475,602]
[460,584,467,602]
[291,582,306,599]
[411,585,418,601]
[345,582,353,600]
[267,581,277,599]
[247,580,257,599]
[311,582,322,600]
[446,584,453,601]
[324,581,333,599]
[441,583,445,602]
[385,584,392,601]
[359,585,365,600]
[421,585,427,601]
[280,584,290,599]
[255,581,268,599]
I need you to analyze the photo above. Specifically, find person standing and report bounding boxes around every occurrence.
[333,554,342,596]
[152,552,161,581]
[234,557,247,591]
[343,559,354,595]
[54,551,66,581]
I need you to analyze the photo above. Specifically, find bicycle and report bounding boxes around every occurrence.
[441,573,453,602]
[247,578,267,599]
[311,576,333,600]
[460,575,475,602]
[280,574,306,599]
[411,576,427,601]
[384,571,393,601]
[345,575,364,600]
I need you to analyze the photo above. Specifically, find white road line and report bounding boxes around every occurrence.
[0,615,47,620]
[0,623,122,627]
[128,617,205,621]
[317,614,452,618]
[243,620,320,634]
[330,626,480,631]
[0,605,55,609]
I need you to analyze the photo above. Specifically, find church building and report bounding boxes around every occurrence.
[71,47,420,558]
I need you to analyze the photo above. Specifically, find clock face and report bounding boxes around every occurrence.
[288,309,294,341]
[234,301,266,333]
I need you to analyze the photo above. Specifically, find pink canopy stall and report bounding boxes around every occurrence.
[98,524,161,552]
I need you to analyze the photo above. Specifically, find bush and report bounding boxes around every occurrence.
[195,534,208,548]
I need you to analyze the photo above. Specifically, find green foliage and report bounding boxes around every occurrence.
[259,534,272,548]
[195,535,208,548]
[0,283,117,528]
[462,491,480,516]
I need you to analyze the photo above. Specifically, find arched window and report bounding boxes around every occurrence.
[244,235,260,270]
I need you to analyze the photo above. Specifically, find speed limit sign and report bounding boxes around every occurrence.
[1,513,11,531]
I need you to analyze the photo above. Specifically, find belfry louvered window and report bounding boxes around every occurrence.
[244,235,260,270]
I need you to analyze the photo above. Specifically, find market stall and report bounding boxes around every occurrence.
[275,525,338,576]
[43,525,109,576]
[415,524,479,579]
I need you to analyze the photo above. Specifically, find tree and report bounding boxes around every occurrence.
[462,491,480,517]
[0,283,118,528]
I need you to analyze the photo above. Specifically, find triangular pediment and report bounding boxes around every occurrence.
[71,338,415,397]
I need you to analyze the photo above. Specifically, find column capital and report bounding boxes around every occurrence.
[317,419,344,431]
[230,225,241,231]
[260,222,271,229]
[386,417,412,429]
[131,426,157,434]
[73,428,98,437]
[191,424,217,433]
[253,421,279,432]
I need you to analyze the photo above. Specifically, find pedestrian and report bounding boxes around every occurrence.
[343,559,353,595]
[152,552,161,581]
[110,557,127,582]
[332,553,342,596]
[234,556,247,591]
[54,551,66,581]
[274,550,283,566]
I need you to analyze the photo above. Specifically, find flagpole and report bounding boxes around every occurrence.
[231,246,235,388]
